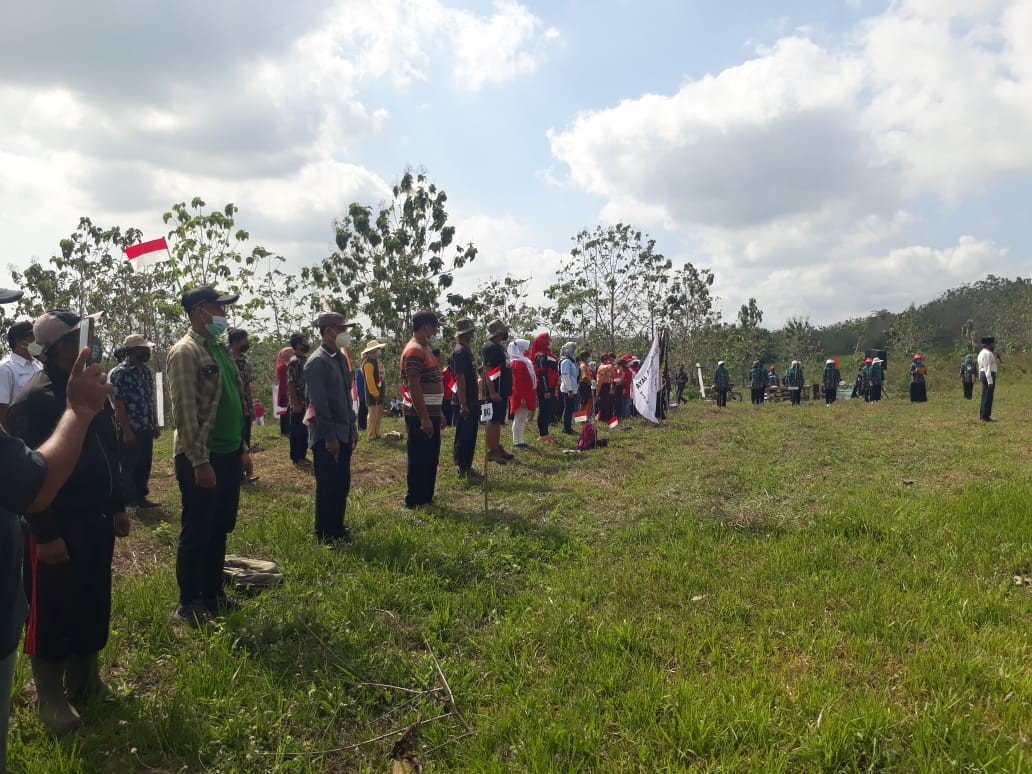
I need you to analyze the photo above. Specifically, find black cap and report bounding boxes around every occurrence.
[981,336,995,345]
[412,310,440,330]
[0,288,24,305]
[316,312,357,329]
[181,286,240,312]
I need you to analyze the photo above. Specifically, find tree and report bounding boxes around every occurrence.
[238,253,321,342]
[777,316,823,371]
[886,304,933,360]
[305,171,477,345]
[162,198,262,295]
[446,275,541,338]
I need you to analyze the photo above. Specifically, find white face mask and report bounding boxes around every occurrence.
[335,331,352,349]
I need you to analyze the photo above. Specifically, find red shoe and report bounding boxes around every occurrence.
[538,435,558,443]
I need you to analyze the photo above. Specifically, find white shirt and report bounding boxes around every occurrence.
[977,347,998,386]
[0,352,42,405]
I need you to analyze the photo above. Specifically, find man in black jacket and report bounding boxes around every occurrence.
[8,310,130,735]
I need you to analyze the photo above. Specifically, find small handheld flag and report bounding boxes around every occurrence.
[573,409,588,423]
[608,417,619,429]
[487,365,501,382]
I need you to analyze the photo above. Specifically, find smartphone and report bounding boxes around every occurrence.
[78,315,94,355]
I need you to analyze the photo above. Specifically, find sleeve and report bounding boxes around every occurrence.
[7,392,63,541]
[305,358,346,442]
[404,348,425,382]
[0,365,14,405]
[167,345,209,467]
[0,429,47,514]
[109,366,126,400]
[363,361,380,400]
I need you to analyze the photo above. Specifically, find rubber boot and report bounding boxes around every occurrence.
[29,657,80,735]
[65,652,112,705]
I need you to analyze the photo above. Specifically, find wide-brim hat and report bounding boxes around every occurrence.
[487,319,509,338]
[454,318,476,336]
[122,333,154,349]
[826,359,835,364]
[0,288,23,304]
[361,339,387,356]
[872,358,883,364]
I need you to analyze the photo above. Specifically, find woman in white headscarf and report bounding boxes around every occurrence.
[508,339,536,450]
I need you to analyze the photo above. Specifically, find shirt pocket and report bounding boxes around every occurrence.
[197,363,220,421]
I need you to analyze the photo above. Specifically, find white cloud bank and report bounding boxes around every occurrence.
[548,0,1032,324]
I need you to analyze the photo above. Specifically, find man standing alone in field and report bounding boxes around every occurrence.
[167,287,253,627]
[977,337,998,422]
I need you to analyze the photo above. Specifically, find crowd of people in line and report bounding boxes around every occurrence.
[0,280,1005,767]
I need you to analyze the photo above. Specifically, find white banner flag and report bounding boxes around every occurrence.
[155,371,165,427]
[631,332,662,424]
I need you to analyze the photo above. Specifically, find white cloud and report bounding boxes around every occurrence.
[547,1,1032,325]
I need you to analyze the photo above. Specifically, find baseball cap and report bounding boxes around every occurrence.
[32,309,104,352]
[181,286,239,313]
[0,288,23,305]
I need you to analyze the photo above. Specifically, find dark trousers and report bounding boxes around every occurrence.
[597,385,614,420]
[825,388,836,405]
[452,408,479,471]
[963,381,974,399]
[715,388,728,407]
[751,387,764,405]
[676,386,686,403]
[243,417,253,449]
[289,411,308,461]
[979,376,995,420]
[358,398,368,431]
[536,387,553,436]
[119,431,154,505]
[279,411,290,436]
[174,451,241,607]
[562,392,577,432]
[442,402,454,428]
[910,383,927,402]
[789,389,801,406]
[405,415,441,508]
[869,384,882,402]
[312,440,352,541]
[23,512,114,661]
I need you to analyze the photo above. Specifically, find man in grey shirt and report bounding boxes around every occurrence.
[303,312,359,545]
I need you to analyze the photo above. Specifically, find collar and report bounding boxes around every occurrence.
[8,352,37,368]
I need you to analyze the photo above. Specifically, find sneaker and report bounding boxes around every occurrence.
[207,595,243,615]
[293,458,313,468]
[513,443,532,450]
[499,447,516,459]
[172,604,213,629]
[538,435,558,443]
[487,447,508,464]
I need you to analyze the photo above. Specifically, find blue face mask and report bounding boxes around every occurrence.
[205,315,230,337]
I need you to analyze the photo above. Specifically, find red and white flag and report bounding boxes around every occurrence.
[573,410,588,424]
[486,365,501,382]
[608,417,619,429]
[124,237,170,268]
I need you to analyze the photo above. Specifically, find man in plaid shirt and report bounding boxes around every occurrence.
[166,287,253,627]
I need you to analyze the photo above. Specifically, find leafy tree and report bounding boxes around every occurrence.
[162,198,262,295]
[886,304,933,361]
[446,275,541,338]
[305,171,477,346]
[777,316,823,370]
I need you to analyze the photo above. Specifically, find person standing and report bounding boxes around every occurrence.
[509,338,536,450]
[449,320,480,478]
[166,287,253,627]
[785,360,804,406]
[558,342,579,435]
[868,357,884,403]
[482,320,514,463]
[909,354,928,402]
[227,329,256,451]
[286,335,312,468]
[531,333,559,442]
[304,313,359,544]
[822,359,841,406]
[960,354,977,400]
[8,310,131,734]
[275,344,294,436]
[595,354,615,421]
[359,339,386,441]
[748,360,765,405]
[713,360,730,407]
[402,311,445,510]
[354,357,368,433]
[674,365,689,404]
[577,351,594,415]
[1,288,116,754]
[0,320,42,431]
[109,334,161,508]
[858,358,873,401]
[977,337,998,422]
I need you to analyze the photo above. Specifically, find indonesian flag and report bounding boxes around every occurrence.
[487,365,502,382]
[573,410,588,424]
[608,417,619,429]
[124,237,170,268]
[401,384,412,407]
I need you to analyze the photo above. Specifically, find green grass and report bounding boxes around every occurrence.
[7,360,1031,772]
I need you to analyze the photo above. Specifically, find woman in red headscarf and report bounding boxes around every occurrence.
[275,346,293,436]
[530,332,560,442]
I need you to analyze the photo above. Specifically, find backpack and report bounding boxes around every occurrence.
[577,420,597,451]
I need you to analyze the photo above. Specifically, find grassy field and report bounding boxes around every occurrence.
[7,356,1031,772]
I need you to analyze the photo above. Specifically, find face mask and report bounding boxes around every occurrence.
[137,350,152,363]
[27,341,43,357]
[335,331,352,349]
[428,334,440,346]
[205,315,230,337]
[239,344,250,354]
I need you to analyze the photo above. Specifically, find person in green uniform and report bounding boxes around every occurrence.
[166,287,253,627]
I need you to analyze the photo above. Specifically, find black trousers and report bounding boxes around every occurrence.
[910,383,927,402]
[751,387,764,405]
[536,386,554,436]
[358,398,368,431]
[243,417,253,449]
[825,388,836,405]
[405,415,441,508]
[979,375,995,420]
[452,408,479,471]
[789,389,801,405]
[562,392,577,432]
[442,402,454,428]
[175,451,241,607]
[963,381,974,399]
[279,411,290,435]
[715,388,728,407]
[869,384,882,402]
[676,386,686,403]
[312,440,352,541]
[289,411,308,461]
[119,431,154,505]
[23,512,114,661]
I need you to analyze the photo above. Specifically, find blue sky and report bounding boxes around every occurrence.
[1,0,1029,327]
